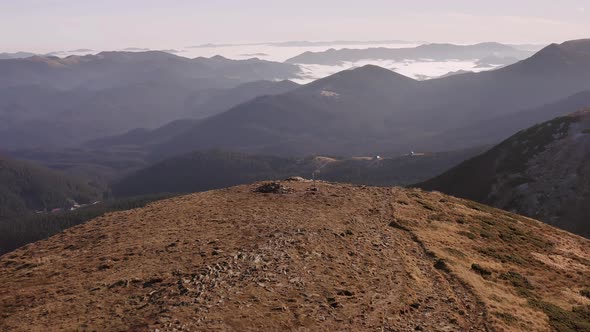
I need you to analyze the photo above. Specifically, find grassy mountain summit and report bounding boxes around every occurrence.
[0,181,588,331]
[418,109,590,238]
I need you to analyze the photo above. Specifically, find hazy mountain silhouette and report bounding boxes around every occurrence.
[424,90,590,150]
[0,51,300,90]
[0,52,36,60]
[143,39,590,159]
[0,51,301,149]
[286,42,533,65]
[152,65,420,158]
[5,39,590,159]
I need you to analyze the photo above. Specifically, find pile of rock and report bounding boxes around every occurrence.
[254,182,294,194]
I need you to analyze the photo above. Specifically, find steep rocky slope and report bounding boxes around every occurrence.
[419,109,590,238]
[1,181,588,331]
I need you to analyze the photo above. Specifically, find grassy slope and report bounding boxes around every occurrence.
[0,181,587,331]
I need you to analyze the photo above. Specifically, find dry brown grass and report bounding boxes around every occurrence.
[0,181,588,331]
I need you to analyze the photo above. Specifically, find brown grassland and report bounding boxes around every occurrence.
[0,180,588,331]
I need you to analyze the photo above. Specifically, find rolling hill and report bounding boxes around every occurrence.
[418,109,590,238]
[0,181,588,331]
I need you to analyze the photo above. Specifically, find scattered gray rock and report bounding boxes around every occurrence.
[254,182,294,194]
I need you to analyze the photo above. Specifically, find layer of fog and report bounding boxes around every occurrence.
[295,59,502,83]
[22,41,521,83]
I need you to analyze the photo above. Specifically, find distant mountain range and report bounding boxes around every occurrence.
[0,52,300,149]
[286,42,534,65]
[0,51,299,90]
[4,39,590,190]
[2,41,575,153]
[0,52,36,60]
[100,39,590,160]
[419,109,590,238]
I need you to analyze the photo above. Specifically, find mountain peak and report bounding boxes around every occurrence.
[311,64,415,86]
[210,54,229,61]
[297,65,417,99]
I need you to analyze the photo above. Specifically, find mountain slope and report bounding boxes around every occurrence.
[0,155,101,219]
[418,109,590,238]
[405,39,590,135]
[81,80,299,150]
[185,79,300,119]
[152,65,420,157]
[423,90,590,150]
[0,181,588,331]
[0,77,299,149]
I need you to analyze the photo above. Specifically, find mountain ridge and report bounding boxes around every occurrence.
[286,42,534,65]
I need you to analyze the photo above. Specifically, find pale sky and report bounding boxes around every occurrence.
[1,0,589,52]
